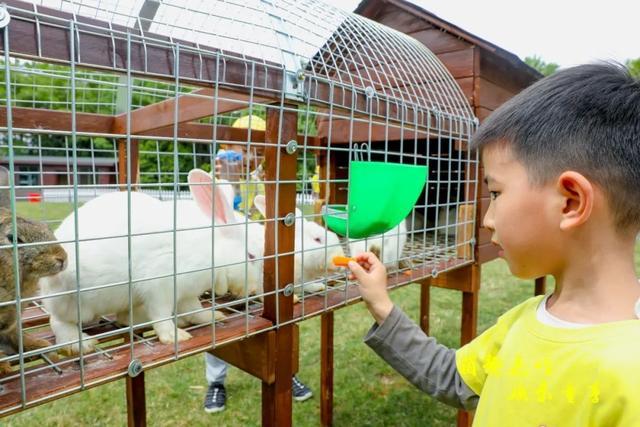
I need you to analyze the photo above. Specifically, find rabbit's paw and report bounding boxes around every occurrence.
[157,328,192,345]
[302,282,326,293]
[62,336,98,356]
[0,361,12,375]
[188,310,225,325]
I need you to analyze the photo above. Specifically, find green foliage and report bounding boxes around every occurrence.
[524,55,560,76]
[626,58,640,79]
[1,60,319,187]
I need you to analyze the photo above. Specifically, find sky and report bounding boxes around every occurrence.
[324,0,639,68]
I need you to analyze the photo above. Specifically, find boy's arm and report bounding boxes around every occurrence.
[364,305,479,411]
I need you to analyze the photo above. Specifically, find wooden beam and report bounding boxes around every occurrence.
[419,279,430,334]
[0,106,114,134]
[111,88,274,135]
[261,106,298,427]
[320,312,334,427]
[126,373,146,427]
[2,0,284,93]
[210,326,299,384]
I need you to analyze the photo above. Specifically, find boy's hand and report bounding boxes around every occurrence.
[348,252,393,324]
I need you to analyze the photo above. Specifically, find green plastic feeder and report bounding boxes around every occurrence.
[323,161,428,239]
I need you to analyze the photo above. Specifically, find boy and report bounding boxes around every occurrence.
[348,63,640,425]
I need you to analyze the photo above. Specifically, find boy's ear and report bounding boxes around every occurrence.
[556,171,594,231]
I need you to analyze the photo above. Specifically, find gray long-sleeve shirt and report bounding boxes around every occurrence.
[364,305,479,411]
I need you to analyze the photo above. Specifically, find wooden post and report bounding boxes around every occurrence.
[419,279,430,334]
[534,276,547,296]
[457,264,480,427]
[317,145,348,426]
[117,139,139,189]
[261,106,298,427]
[320,312,334,427]
[126,373,146,427]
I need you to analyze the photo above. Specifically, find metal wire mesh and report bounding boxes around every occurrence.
[0,0,478,415]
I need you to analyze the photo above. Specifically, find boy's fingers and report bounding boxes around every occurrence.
[347,261,366,280]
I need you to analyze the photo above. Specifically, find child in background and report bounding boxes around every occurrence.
[348,62,640,425]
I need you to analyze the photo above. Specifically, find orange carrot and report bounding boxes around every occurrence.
[332,256,355,267]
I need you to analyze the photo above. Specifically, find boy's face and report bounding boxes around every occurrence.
[482,144,563,279]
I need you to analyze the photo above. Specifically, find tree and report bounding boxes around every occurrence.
[2,60,318,188]
[524,55,560,76]
[626,58,640,78]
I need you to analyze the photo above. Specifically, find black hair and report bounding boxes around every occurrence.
[472,62,640,231]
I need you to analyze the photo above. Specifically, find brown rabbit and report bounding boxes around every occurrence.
[0,206,68,374]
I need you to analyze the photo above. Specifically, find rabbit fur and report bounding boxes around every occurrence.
[40,169,263,355]
[349,220,407,268]
[253,195,344,293]
[0,205,67,373]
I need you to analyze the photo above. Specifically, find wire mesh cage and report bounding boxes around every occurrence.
[0,0,478,416]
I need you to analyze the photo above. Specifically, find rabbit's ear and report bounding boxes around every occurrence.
[188,169,235,224]
[0,166,10,209]
[253,195,266,218]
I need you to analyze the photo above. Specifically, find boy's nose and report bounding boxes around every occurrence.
[482,209,495,231]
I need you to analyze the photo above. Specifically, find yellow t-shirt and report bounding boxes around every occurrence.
[456,295,640,426]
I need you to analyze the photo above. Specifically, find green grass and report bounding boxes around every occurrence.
[14,202,77,227]
[1,259,536,427]
[5,202,640,426]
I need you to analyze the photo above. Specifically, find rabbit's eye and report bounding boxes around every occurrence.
[6,234,23,244]
[248,253,256,260]
[314,237,322,244]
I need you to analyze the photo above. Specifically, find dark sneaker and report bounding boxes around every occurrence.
[292,376,313,402]
[204,382,226,413]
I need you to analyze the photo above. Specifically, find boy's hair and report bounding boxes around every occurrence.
[472,62,640,232]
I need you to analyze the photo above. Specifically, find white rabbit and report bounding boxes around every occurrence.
[254,196,344,294]
[349,220,407,268]
[40,169,263,355]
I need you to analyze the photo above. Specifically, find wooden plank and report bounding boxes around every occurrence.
[430,264,477,293]
[475,107,493,123]
[457,264,479,426]
[261,107,297,427]
[117,140,139,187]
[410,28,472,54]
[419,279,430,334]
[0,312,274,417]
[373,5,433,34]
[479,49,540,95]
[210,326,299,384]
[0,106,114,134]
[455,76,474,105]
[477,243,499,264]
[320,312,334,427]
[111,89,274,135]
[2,0,284,94]
[475,77,517,111]
[460,265,480,345]
[316,118,432,142]
[126,373,146,427]
[456,204,475,259]
[457,410,473,427]
[437,49,475,79]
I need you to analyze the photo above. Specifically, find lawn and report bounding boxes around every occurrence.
[4,202,640,426]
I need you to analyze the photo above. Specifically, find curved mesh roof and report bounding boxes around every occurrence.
[13,0,475,121]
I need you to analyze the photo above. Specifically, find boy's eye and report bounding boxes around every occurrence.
[489,191,500,201]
